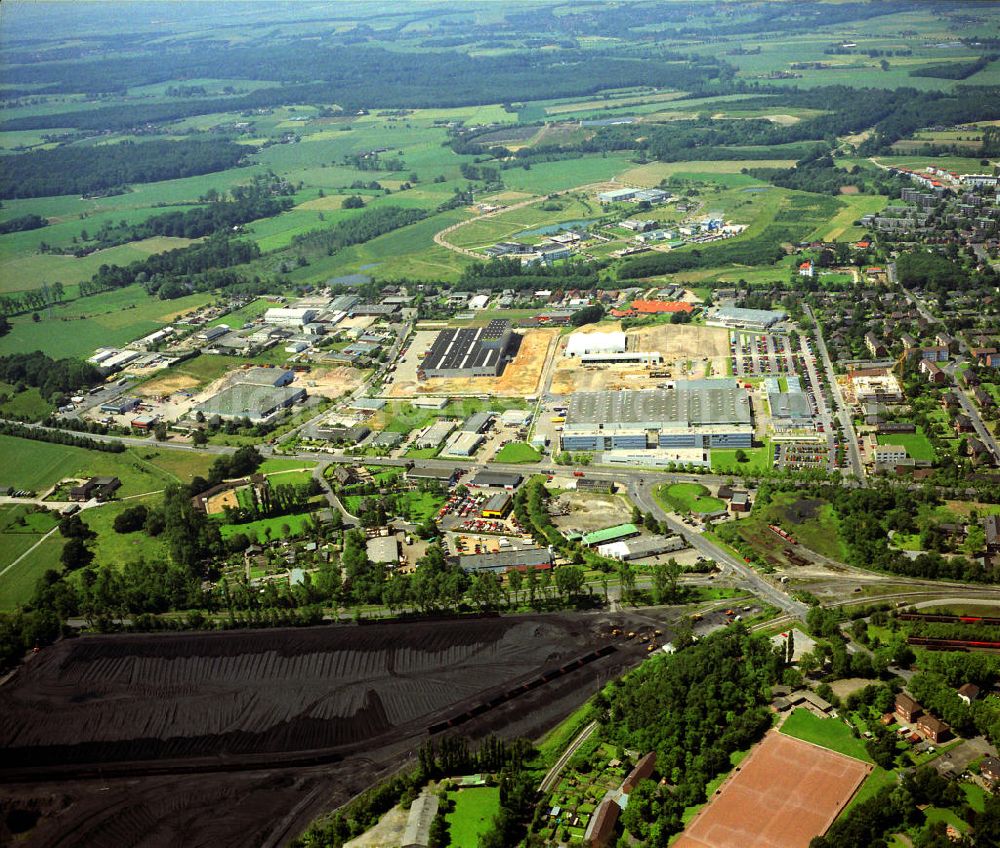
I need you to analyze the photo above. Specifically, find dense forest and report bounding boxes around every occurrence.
[0,47,727,132]
[0,352,101,401]
[595,628,781,842]
[0,214,47,235]
[0,139,249,199]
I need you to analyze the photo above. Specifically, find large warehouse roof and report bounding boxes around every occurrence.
[421,320,511,374]
[565,331,626,357]
[565,382,751,430]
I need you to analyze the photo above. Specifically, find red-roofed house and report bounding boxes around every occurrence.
[798,260,814,278]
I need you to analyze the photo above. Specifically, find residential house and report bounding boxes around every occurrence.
[957,683,980,706]
[980,756,1000,785]
[954,414,976,434]
[865,332,888,358]
[919,359,946,384]
[915,714,949,744]
[921,346,949,362]
[985,514,1000,554]
[895,693,922,723]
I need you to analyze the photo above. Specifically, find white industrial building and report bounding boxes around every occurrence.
[264,307,318,327]
[580,351,662,365]
[440,431,485,457]
[599,448,711,468]
[564,331,627,358]
[414,419,456,449]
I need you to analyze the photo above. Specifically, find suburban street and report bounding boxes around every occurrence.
[805,304,864,480]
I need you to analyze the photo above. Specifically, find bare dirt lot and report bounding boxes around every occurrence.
[204,488,240,515]
[550,323,730,394]
[0,613,653,848]
[305,365,366,398]
[134,372,202,398]
[674,732,870,848]
[550,492,633,533]
[390,329,558,398]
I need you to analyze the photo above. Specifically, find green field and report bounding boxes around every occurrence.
[0,435,215,496]
[0,287,213,359]
[710,443,773,475]
[779,709,873,762]
[445,787,501,848]
[80,495,170,568]
[876,430,936,462]
[0,384,54,421]
[494,442,541,463]
[657,482,725,514]
[217,510,319,541]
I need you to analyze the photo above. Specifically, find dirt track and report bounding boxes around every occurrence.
[0,612,655,848]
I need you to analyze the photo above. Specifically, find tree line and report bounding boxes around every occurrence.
[0,351,100,401]
[0,139,249,199]
[67,175,293,256]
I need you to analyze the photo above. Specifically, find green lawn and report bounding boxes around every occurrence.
[495,442,542,463]
[0,435,215,496]
[780,709,873,762]
[0,287,213,359]
[257,458,317,475]
[839,766,895,818]
[217,510,319,541]
[80,496,169,568]
[0,534,62,610]
[876,430,936,462]
[445,787,501,848]
[710,443,773,474]
[0,385,54,421]
[657,482,725,514]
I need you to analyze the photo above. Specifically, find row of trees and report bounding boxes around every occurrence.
[0,138,247,199]
[0,351,100,402]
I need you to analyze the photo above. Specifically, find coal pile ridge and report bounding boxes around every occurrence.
[0,612,651,848]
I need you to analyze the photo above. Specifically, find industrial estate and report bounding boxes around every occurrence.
[2,2,1000,847]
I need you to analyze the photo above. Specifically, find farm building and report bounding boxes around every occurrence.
[419,320,513,379]
[69,476,121,502]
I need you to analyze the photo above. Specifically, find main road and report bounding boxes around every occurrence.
[805,304,864,480]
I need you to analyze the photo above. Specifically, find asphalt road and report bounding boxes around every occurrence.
[805,304,864,480]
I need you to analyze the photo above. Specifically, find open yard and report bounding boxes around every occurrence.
[550,491,633,534]
[658,483,725,515]
[445,787,501,848]
[779,709,872,762]
[494,442,541,463]
[876,430,936,462]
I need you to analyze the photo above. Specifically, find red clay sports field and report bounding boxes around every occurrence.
[674,731,871,848]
